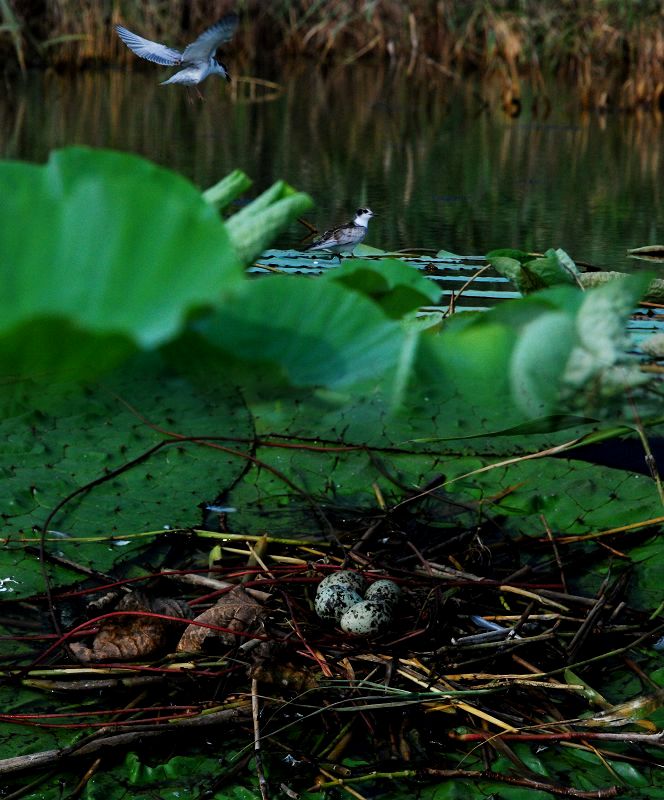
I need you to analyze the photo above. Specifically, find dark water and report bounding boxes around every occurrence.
[2,65,663,270]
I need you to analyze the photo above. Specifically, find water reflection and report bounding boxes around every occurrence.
[1,65,662,270]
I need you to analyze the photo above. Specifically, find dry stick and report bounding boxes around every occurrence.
[541,514,568,593]
[68,756,102,799]
[526,621,664,681]
[511,601,537,637]
[251,677,270,800]
[554,515,664,544]
[341,33,381,66]
[313,767,618,798]
[628,392,664,506]
[281,592,333,677]
[452,731,664,746]
[318,766,368,800]
[443,264,492,318]
[0,705,250,776]
[348,517,384,558]
[566,577,609,661]
[406,11,418,75]
[4,769,59,800]
[416,558,570,611]
[162,570,272,603]
[621,655,661,691]
[508,652,602,762]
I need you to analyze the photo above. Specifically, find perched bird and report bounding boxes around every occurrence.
[114,14,239,98]
[306,208,375,256]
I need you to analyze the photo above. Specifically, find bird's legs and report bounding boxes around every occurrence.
[185,87,205,103]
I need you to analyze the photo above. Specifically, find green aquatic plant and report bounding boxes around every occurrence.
[0,147,662,800]
[0,147,311,388]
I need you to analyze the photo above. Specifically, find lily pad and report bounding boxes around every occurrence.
[323,258,441,318]
[0,352,252,596]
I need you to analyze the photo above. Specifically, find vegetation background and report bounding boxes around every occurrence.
[2,0,664,109]
[1,3,663,799]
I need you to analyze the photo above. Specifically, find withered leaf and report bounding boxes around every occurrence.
[69,591,192,663]
[250,662,321,694]
[177,585,267,653]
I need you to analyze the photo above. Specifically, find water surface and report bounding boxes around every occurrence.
[2,65,662,270]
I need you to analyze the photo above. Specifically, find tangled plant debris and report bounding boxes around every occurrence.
[0,505,662,798]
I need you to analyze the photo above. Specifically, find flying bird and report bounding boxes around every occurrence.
[115,14,239,98]
[306,208,375,256]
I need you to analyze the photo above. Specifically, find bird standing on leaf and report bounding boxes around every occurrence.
[306,208,375,257]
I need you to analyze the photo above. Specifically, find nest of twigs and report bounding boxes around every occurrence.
[1,511,663,799]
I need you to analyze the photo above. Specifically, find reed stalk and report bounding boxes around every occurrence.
[2,1,664,109]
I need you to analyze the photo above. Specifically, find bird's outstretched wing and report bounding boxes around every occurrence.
[182,14,239,63]
[115,25,182,66]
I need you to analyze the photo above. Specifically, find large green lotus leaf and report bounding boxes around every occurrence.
[441,453,663,609]
[0,147,243,383]
[441,454,661,535]
[224,428,662,539]
[524,248,581,288]
[321,258,441,318]
[424,783,553,799]
[221,441,464,537]
[576,535,664,610]
[0,686,80,797]
[0,319,135,409]
[510,311,578,417]
[0,352,252,597]
[418,276,652,427]
[397,288,581,438]
[561,273,652,408]
[83,752,259,799]
[487,247,580,293]
[196,275,406,389]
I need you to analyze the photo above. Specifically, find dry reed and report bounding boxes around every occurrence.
[1,1,664,110]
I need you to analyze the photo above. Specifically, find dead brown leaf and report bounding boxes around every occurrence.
[177,585,267,653]
[69,591,192,663]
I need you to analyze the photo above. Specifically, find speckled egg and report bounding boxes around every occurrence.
[315,583,363,622]
[364,579,401,607]
[317,570,367,595]
[339,600,393,636]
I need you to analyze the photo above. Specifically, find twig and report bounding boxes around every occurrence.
[0,705,250,776]
[252,678,270,800]
[566,577,609,661]
[541,514,568,593]
[313,767,619,798]
[443,264,492,317]
[554,515,664,544]
[162,570,272,603]
[452,731,664,746]
[628,392,664,506]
